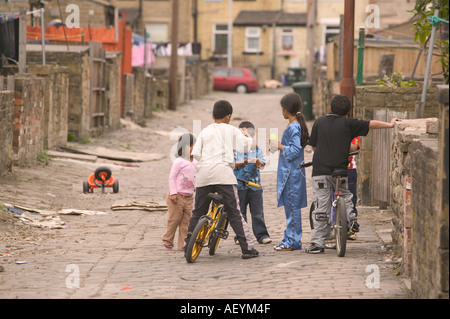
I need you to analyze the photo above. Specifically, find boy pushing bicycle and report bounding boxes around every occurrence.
[185,100,259,259]
[305,94,400,254]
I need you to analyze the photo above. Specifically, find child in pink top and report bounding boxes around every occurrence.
[162,133,197,250]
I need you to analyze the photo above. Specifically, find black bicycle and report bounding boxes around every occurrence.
[300,152,358,257]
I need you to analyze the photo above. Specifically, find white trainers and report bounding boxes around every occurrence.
[261,238,272,244]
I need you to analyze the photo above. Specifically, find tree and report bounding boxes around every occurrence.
[411,0,449,84]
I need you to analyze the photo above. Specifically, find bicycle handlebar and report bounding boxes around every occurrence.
[299,151,359,169]
[237,178,261,189]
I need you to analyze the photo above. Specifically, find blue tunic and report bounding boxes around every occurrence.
[277,121,307,209]
[276,121,307,250]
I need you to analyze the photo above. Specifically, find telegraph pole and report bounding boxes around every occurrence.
[227,0,233,67]
[169,0,179,110]
[306,0,317,83]
[340,0,355,117]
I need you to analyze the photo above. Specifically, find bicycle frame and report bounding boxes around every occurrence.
[330,176,350,226]
[185,178,260,263]
[203,201,225,243]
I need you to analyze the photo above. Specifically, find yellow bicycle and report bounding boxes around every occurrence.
[185,178,260,263]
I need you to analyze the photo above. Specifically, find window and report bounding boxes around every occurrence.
[213,24,228,55]
[213,68,229,76]
[245,27,260,53]
[146,23,168,42]
[281,28,294,51]
[325,25,340,44]
[229,69,244,77]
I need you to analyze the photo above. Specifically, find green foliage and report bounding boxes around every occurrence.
[37,150,50,166]
[411,0,450,84]
[67,132,76,142]
[377,72,417,87]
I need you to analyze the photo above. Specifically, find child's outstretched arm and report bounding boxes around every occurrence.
[369,118,401,129]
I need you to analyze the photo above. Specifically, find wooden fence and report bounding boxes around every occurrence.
[372,109,408,206]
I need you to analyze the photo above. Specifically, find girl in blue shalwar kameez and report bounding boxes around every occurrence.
[272,93,310,251]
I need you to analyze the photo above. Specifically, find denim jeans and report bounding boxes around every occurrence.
[233,189,270,244]
[347,169,358,216]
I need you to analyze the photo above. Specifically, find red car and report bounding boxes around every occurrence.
[213,67,259,93]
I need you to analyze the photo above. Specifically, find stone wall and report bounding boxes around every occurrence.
[0,91,14,175]
[312,64,334,118]
[105,51,122,132]
[132,67,153,125]
[27,65,70,150]
[389,85,449,299]
[354,85,441,206]
[434,85,449,299]
[390,118,438,276]
[27,48,91,139]
[13,76,45,167]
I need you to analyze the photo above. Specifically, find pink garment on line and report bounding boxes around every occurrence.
[168,157,197,196]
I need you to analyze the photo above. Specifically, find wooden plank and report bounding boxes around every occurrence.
[372,109,388,205]
[47,150,98,162]
[372,109,408,206]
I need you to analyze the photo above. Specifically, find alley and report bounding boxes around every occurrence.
[0,87,408,300]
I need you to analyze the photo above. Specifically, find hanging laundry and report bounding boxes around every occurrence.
[132,42,155,67]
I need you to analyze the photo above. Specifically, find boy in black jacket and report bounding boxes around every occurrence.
[305,94,400,254]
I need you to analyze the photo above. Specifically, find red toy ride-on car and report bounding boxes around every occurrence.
[83,166,119,194]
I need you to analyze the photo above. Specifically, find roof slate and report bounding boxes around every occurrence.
[234,11,307,26]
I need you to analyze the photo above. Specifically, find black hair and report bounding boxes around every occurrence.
[280,93,310,148]
[238,121,255,130]
[238,121,255,137]
[177,133,195,157]
[213,100,233,119]
[330,94,352,116]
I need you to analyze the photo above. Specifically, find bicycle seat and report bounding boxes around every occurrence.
[208,193,224,204]
[331,168,348,177]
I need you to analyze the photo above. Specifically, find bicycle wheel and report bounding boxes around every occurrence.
[335,197,348,257]
[209,210,228,256]
[185,217,209,263]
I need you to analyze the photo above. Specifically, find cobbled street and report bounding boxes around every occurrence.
[0,87,408,300]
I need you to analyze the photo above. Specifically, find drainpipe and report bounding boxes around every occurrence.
[340,0,355,117]
[193,0,198,44]
[356,27,365,85]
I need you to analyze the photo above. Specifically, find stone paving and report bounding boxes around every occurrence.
[0,87,408,301]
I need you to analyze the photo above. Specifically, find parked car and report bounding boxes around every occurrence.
[213,67,259,93]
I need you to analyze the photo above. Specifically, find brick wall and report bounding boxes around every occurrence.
[13,76,45,167]
[0,91,14,175]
